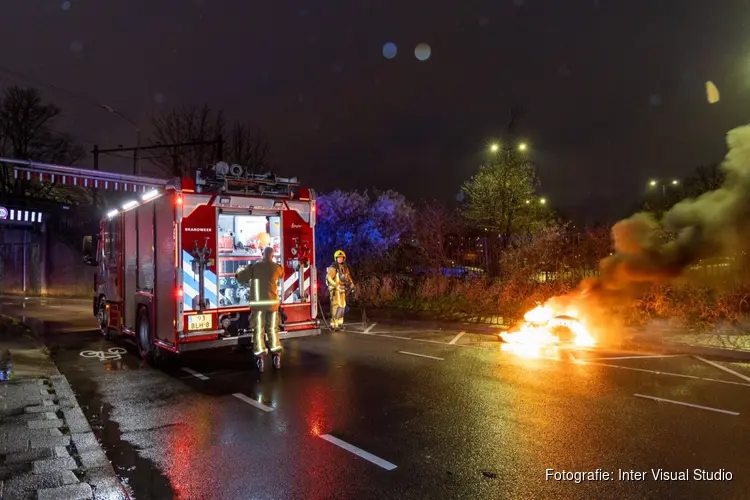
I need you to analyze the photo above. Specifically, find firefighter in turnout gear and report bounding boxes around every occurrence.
[327,250,355,330]
[236,246,285,371]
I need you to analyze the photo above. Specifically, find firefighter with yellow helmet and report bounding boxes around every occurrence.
[236,246,284,372]
[327,250,355,329]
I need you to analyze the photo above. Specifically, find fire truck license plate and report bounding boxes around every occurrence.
[188,314,212,331]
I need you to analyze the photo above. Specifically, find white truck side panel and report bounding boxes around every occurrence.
[154,194,177,344]
[137,203,155,290]
[123,210,138,331]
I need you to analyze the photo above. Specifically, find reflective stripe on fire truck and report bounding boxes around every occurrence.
[181,250,219,310]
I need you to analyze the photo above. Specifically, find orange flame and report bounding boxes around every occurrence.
[500,302,596,352]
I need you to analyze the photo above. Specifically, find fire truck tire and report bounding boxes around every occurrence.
[136,307,156,361]
[96,297,109,337]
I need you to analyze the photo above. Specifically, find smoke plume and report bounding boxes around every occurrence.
[592,125,750,292]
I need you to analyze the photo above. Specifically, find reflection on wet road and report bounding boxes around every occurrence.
[3,296,750,499]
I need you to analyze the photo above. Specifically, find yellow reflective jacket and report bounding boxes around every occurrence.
[236,259,284,310]
[326,263,354,290]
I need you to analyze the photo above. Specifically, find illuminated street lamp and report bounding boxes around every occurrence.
[539,197,547,205]
[648,178,680,197]
[489,142,529,157]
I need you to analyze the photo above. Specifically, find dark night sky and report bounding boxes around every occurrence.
[2,0,749,224]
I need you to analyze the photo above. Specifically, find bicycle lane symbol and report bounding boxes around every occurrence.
[79,347,128,362]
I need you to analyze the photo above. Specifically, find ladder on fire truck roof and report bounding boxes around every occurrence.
[1,157,174,192]
[1,157,303,197]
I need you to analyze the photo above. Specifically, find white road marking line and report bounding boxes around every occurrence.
[449,331,465,345]
[232,393,275,412]
[181,367,209,380]
[588,354,683,360]
[363,323,377,333]
[354,330,485,349]
[693,355,750,383]
[576,360,750,387]
[398,351,444,361]
[319,434,397,470]
[634,393,739,416]
[411,338,450,345]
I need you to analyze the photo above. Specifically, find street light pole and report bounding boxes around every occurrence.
[100,104,141,176]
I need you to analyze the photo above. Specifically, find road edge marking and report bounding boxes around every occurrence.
[693,355,750,383]
[232,393,274,412]
[448,331,465,345]
[398,351,444,361]
[588,355,683,360]
[576,360,750,387]
[181,367,209,380]
[363,323,377,333]
[319,434,397,470]
[634,393,739,416]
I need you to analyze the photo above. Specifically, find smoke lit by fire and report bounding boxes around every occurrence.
[501,125,750,352]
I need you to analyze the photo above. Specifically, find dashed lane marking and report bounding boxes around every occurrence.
[232,393,274,412]
[353,330,485,349]
[693,356,750,383]
[319,434,398,470]
[181,367,209,380]
[449,331,465,345]
[398,351,444,361]
[634,393,739,416]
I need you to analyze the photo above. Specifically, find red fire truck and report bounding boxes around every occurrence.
[7,158,320,360]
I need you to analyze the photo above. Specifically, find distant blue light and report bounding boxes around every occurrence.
[382,42,398,60]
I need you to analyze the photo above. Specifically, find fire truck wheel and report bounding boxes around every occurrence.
[136,307,156,361]
[96,297,109,337]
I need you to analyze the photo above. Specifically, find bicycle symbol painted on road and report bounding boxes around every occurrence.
[79,347,128,361]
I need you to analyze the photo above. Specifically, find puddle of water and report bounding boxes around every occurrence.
[55,356,177,499]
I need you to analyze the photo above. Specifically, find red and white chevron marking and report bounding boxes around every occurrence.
[283,268,311,304]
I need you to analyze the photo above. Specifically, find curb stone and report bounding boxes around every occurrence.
[0,376,128,499]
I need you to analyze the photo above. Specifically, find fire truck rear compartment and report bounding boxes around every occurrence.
[15,157,325,355]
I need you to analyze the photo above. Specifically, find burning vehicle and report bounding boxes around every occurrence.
[499,303,596,350]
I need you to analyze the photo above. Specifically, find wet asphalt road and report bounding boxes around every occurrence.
[3,297,750,500]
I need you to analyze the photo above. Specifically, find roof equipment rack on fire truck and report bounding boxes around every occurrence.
[2,157,176,193]
[195,161,299,198]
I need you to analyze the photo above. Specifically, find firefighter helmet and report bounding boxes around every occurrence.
[334,249,346,260]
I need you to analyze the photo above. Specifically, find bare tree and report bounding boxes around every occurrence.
[228,121,269,174]
[413,201,461,267]
[149,105,269,177]
[0,86,85,199]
